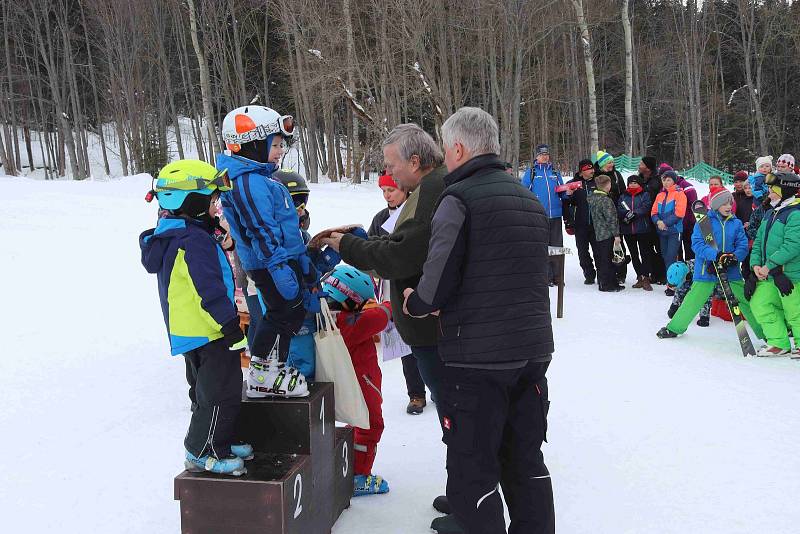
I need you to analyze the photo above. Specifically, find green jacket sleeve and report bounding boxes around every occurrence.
[766,213,800,270]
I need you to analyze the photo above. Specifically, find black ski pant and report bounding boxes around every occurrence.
[439,361,554,534]
[623,233,653,279]
[681,224,695,261]
[574,225,596,280]
[184,338,243,458]
[401,354,426,399]
[546,217,564,284]
[592,237,616,289]
[248,265,307,361]
[649,229,666,282]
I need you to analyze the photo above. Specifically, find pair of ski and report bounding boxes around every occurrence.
[692,201,757,357]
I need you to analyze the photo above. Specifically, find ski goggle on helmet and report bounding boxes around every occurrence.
[322,265,375,309]
[146,159,231,210]
[221,105,295,153]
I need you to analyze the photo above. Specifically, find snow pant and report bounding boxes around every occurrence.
[624,233,653,279]
[681,223,695,261]
[411,345,444,408]
[352,350,384,475]
[750,280,800,351]
[247,266,307,361]
[402,354,426,399]
[667,280,764,339]
[439,361,554,534]
[659,233,682,273]
[574,225,597,280]
[546,217,563,284]
[672,281,711,321]
[246,293,316,377]
[650,230,666,282]
[244,293,263,347]
[184,338,243,458]
[592,237,616,289]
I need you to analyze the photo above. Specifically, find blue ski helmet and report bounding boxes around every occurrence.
[322,265,375,307]
[667,261,690,286]
[153,160,231,211]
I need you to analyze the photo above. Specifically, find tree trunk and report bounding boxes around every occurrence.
[572,0,599,155]
[186,0,221,159]
[622,0,634,155]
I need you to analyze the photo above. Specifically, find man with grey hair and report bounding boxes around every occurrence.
[404,107,555,534]
[322,123,447,407]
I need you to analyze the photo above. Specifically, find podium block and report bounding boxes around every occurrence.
[174,453,313,534]
[333,427,354,523]
[237,382,336,533]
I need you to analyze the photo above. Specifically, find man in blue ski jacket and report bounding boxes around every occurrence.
[522,143,567,285]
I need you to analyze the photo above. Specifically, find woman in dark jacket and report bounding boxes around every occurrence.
[618,176,654,290]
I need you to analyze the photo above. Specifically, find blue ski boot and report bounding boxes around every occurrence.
[353,474,389,496]
[185,451,246,476]
[231,443,254,460]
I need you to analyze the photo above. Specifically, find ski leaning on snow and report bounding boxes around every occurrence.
[692,200,757,357]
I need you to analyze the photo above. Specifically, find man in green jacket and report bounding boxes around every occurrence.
[322,123,447,400]
[747,173,800,357]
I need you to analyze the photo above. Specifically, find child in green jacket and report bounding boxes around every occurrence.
[746,173,800,357]
[587,174,623,292]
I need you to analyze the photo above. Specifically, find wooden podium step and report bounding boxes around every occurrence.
[174,453,313,534]
[333,427,354,523]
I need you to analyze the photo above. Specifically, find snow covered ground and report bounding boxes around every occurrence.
[2,174,799,533]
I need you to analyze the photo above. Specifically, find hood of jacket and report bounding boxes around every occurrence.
[140,216,208,273]
[215,152,278,180]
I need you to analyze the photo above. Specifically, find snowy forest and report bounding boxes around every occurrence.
[1,0,799,181]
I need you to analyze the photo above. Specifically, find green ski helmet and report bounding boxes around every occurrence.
[149,159,231,211]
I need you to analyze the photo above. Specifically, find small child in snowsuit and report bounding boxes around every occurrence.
[322,265,391,497]
[746,172,800,356]
[216,106,314,398]
[657,188,764,340]
[587,174,623,292]
[749,156,773,200]
[666,260,710,325]
[140,160,252,476]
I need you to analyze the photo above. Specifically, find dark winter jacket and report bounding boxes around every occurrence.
[216,153,307,271]
[691,210,748,283]
[406,154,554,364]
[639,171,662,202]
[140,216,239,356]
[587,190,619,241]
[733,191,755,227]
[675,177,699,234]
[562,176,596,230]
[339,166,447,347]
[521,162,566,218]
[367,206,400,237]
[594,166,626,201]
[617,190,653,235]
[747,200,771,241]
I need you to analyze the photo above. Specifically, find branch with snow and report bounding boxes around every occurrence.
[412,62,443,120]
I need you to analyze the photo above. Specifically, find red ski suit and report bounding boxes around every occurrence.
[335,302,390,475]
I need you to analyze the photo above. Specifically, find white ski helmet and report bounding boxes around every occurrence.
[221,105,295,153]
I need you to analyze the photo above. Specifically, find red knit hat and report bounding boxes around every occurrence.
[378,174,398,189]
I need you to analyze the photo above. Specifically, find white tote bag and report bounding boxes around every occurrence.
[314,300,370,429]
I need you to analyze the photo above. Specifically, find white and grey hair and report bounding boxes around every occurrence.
[441,107,500,156]
[382,123,443,168]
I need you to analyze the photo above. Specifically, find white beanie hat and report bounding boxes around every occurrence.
[755,155,773,169]
[778,154,795,167]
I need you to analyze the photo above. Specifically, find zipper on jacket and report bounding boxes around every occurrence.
[362,374,382,400]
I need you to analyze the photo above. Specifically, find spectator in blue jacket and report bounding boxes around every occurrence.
[522,143,566,285]
[618,175,654,290]
[216,105,318,385]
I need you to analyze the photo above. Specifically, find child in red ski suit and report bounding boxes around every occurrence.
[322,264,390,496]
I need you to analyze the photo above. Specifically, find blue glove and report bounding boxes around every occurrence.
[269,263,300,301]
[303,289,322,314]
[298,254,319,285]
[320,246,341,271]
[350,227,368,240]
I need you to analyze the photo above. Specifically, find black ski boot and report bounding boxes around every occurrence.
[431,514,465,534]
[696,316,710,327]
[433,495,451,515]
[657,327,678,339]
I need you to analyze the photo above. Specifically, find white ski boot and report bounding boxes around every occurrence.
[756,345,790,357]
[247,357,309,398]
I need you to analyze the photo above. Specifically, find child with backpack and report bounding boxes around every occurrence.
[656,188,763,340]
[322,265,392,496]
[140,160,252,476]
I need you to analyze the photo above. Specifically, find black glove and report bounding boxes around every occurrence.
[770,267,795,296]
[623,211,635,224]
[221,318,245,348]
[744,272,758,300]
[715,252,738,270]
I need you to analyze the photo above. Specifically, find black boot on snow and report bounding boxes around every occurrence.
[657,327,678,339]
[431,514,465,534]
[432,495,451,515]
[696,316,710,327]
